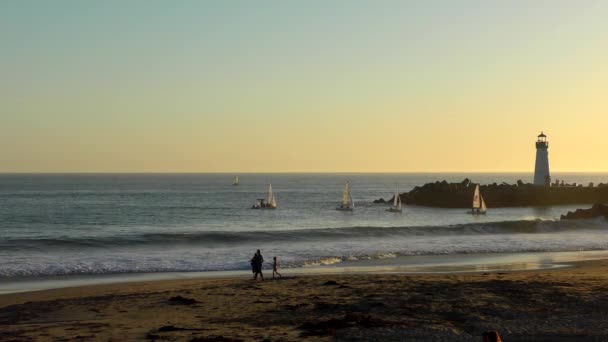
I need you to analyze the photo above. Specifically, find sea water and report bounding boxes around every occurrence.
[1,173,608,280]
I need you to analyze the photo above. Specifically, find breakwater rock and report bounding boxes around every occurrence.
[374,179,608,208]
[560,203,608,220]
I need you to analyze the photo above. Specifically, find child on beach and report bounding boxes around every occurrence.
[272,256,282,279]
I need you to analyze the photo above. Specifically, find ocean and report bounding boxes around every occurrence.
[1,173,608,281]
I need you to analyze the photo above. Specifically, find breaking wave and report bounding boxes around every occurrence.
[2,218,607,251]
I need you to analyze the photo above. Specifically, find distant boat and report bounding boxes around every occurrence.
[336,181,355,211]
[386,187,402,213]
[252,184,277,209]
[233,176,239,186]
[468,184,487,215]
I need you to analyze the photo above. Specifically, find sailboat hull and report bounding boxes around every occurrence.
[252,205,276,209]
[386,208,402,213]
[467,210,487,215]
[335,206,354,211]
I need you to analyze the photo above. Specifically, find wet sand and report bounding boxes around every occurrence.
[2,259,608,341]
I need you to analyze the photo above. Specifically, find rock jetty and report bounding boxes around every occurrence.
[560,203,608,220]
[375,179,608,208]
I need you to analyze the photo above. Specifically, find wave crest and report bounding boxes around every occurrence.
[2,218,607,250]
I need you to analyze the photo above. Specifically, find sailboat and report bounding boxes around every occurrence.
[252,184,277,209]
[336,181,355,211]
[386,188,402,213]
[468,184,487,215]
[233,176,239,186]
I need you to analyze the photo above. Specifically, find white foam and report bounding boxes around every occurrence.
[303,257,343,267]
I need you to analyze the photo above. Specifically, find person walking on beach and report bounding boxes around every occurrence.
[250,249,264,280]
[272,256,282,279]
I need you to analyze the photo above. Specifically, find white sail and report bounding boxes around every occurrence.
[336,181,354,210]
[342,181,350,205]
[386,185,402,212]
[233,176,239,185]
[472,184,481,209]
[267,184,276,207]
[480,195,486,211]
[270,196,277,207]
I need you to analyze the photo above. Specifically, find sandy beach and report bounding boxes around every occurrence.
[2,258,608,341]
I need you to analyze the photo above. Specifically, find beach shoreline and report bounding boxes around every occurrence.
[3,249,608,296]
[2,256,608,341]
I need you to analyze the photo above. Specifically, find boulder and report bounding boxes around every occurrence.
[560,203,608,220]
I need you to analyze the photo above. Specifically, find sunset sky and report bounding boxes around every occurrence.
[1,1,607,172]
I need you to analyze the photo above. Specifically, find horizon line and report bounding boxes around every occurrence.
[1,171,607,175]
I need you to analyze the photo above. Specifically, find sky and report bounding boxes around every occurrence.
[1,0,607,173]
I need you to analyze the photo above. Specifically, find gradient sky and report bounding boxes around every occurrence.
[1,1,607,172]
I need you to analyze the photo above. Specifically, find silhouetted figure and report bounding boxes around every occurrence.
[250,249,264,280]
[272,256,282,279]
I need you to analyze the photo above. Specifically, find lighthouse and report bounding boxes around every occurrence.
[533,132,550,186]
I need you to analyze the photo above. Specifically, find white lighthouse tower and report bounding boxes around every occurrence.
[533,132,550,186]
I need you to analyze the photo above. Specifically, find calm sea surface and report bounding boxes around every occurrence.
[1,173,608,278]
